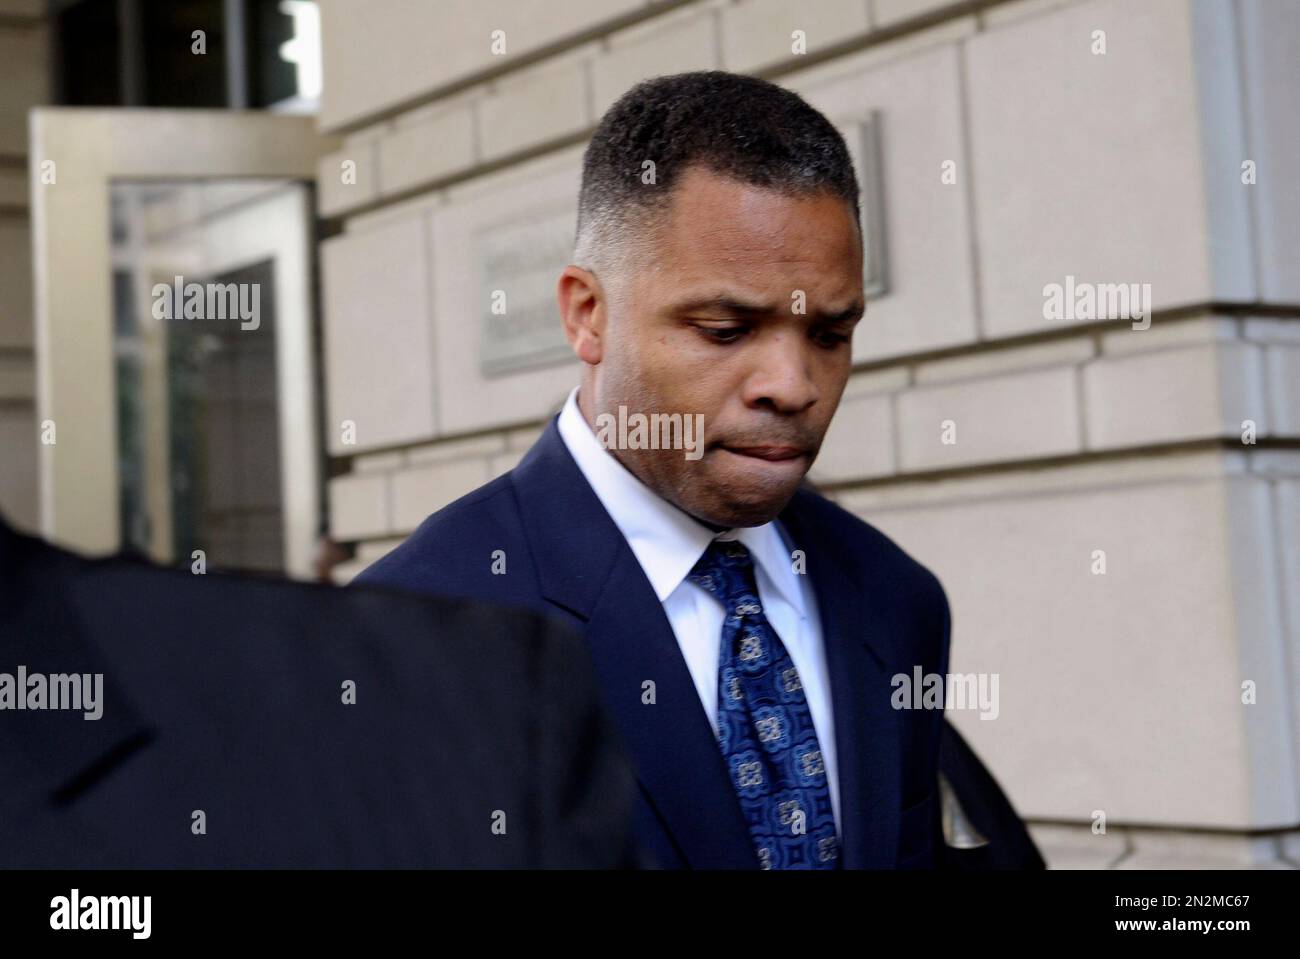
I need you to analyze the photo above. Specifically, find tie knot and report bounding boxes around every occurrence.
[687,539,764,617]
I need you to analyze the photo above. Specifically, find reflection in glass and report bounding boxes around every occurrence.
[110,179,302,574]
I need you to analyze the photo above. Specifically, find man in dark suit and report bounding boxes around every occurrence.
[358,71,966,870]
[0,514,636,868]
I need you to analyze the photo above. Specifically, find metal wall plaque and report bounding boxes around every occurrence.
[477,207,577,377]
[841,111,889,298]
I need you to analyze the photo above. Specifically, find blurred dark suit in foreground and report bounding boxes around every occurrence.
[0,516,636,868]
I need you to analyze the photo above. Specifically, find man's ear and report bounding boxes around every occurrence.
[558,265,605,366]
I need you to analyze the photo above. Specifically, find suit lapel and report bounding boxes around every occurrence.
[512,420,758,868]
[583,553,759,868]
[779,491,903,869]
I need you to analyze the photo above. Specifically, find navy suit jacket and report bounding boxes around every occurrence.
[358,417,952,869]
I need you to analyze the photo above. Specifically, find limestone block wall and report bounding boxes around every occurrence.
[315,0,1300,867]
[0,0,48,531]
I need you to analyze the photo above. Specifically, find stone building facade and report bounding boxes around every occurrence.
[314,0,1300,869]
[0,0,47,530]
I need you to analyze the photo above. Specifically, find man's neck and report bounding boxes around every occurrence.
[573,384,731,536]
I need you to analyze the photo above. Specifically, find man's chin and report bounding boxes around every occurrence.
[683,451,809,527]
[688,496,796,529]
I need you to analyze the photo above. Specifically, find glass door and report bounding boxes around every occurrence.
[30,109,336,577]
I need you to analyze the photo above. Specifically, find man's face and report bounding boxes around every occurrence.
[567,165,864,529]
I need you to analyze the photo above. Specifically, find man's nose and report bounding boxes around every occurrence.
[742,332,819,414]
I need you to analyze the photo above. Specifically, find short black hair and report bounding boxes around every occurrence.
[574,71,861,273]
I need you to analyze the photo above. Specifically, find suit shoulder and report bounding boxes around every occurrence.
[789,486,947,604]
[790,486,952,669]
[352,471,525,594]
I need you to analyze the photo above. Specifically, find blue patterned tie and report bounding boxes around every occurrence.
[687,539,840,869]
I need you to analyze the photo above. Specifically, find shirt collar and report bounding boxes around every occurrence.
[555,386,807,616]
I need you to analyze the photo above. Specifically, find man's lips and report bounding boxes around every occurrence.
[719,445,809,462]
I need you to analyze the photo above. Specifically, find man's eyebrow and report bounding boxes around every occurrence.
[669,294,865,322]
[668,294,775,316]
[819,302,866,324]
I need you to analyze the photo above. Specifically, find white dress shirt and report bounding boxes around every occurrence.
[556,386,841,832]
